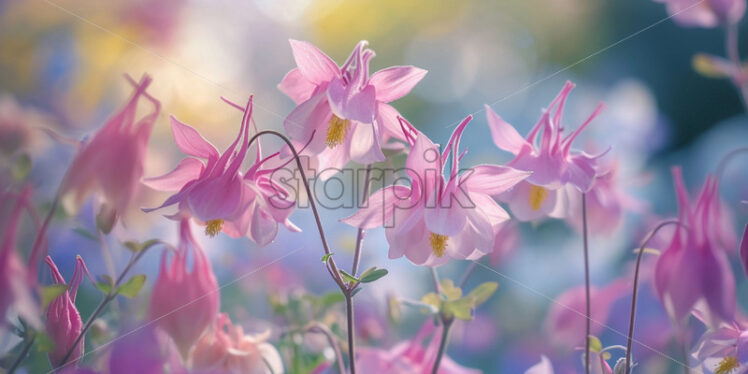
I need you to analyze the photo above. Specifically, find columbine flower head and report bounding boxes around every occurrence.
[654,167,736,327]
[692,318,748,374]
[485,81,606,221]
[60,74,159,228]
[149,219,219,359]
[654,0,746,28]
[191,313,284,374]
[356,321,479,374]
[279,39,427,170]
[343,116,530,266]
[145,97,297,244]
[45,255,90,368]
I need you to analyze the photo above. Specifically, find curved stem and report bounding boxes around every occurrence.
[55,244,154,370]
[351,164,373,277]
[725,23,748,111]
[344,294,356,374]
[431,318,454,374]
[624,220,681,374]
[307,323,346,374]
[7,334,35,374]
[582,193,591,374]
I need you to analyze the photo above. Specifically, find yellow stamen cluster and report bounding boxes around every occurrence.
[205,219,224,237]
[326,115,350,148]
[528,185,548,211]
[429,233,448,258]
[715,356,739,374]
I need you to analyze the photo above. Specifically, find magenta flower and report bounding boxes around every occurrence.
[145,98,297,244]
[149,219,219,359]
[0,189,41,329]
[279,39,427,170]
[654,0,746,28]
[654,167,736,327]
[191,313,284,374]
[356,321,479,374]
[343,116,530,266]
[45,255,90,368]
[60,75,159,226]
[485,81,606,221]
[108,324,184,374]
[692,319,748,374]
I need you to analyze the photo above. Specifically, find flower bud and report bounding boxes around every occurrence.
[45,255,89,367]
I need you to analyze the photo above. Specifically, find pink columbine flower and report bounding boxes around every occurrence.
[485,81,606,221]
[108,324,184,374]
[654,167,736,327]
[191,313,284,374]
[356,321,479,374]
[149,219,219,359]
[0,189,41,329]
[654,0,746,28]
[45,255,90,368]
[279,39,427,170]
[525,356,554,374]
[343,116,530,266]
[691,319,748,374]
[60,75,159,227]
[144,98,297,244]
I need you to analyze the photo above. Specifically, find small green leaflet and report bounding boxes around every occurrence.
[338,269,358,283]
[124,239,160,253]
[359,267,388,283]
[95,275,114,295]
[41,284,68,308]
[466,282,499,306]
[321,253,334,263]
[118,274,146,298]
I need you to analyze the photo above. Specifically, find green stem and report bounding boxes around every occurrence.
[430,318,454,374]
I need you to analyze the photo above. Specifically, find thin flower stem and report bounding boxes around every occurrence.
[430,267,441,293]
[351,164,373,277]
[307,323,346,374]
[726,23,748,111]
[7,334,35,374]
[431,318,454,374]
[344,294,356,374]
[29,194,59,280]
[624,219,681,374]
[55,244,154,370]
[582,193,591,374]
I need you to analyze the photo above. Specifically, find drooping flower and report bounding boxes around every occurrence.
[654,167,736,327]
[525,356,554,374]
[485,81,606,221]
[45,255,90,368]
[0,188,41,329]
[145,97,297,244]
[691,319,748,374]
[191,313,284,374]
[60,74,160,228]
[149,219,220,359]
[654,0,746,28]
[279,39,427,171]
[343,116,530,266]
[356,321,480,374]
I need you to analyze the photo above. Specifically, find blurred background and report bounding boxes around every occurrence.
[1,0,748,373]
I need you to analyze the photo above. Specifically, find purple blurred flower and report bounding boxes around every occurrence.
[655,0,746,27]
[108,324,184,374]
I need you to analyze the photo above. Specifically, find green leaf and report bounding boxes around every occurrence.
[72,227,97,241]
[467,282,499,307]
[588,335,603,353]
[387,296,401,323]
[321,253,334,263]
[632,247,661,256]
[443,297,474,321]
[12,154,31,180]
[350,287,363,297]
[95,275,114,295]
[117,274,146,298]
[41,284,68,308]
[36,332,56,353]
[440,279,462,300]
[420,292,442,313]
[338,269,358,284]
[123,239,160,253]
[359,267,388,283]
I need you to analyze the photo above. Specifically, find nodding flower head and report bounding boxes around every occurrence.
[279,39,427,171]
[149,219,219,359]
[45,255,91,368]
[60,74,159,227]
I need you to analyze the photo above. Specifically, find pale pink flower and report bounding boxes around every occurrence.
[343,116,530,266]
[191,313,283,374]
[485,81,606,221]
[149,219,220,359]
[356,321,479,374]
[45,255,90,368]
[60,75,159,225]
[655,0,746,28]
[654,167,736,327]
[489,221,519,267]
[691,319,748,374]
[279,39,426,170]
[525,356,554,374]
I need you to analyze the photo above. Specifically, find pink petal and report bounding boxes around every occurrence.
[376,103,406,140]
[469,192,510,226]
[504,181,561,221]
[564,154,598,192]
[249,205,278,247]
[348,121,385,164]
[278,67,317,104]
[283,91,331,154]
[170,116,219,160]
[341,185,413,229]
[485,105,530,155]
[143,158,204,191]
[405,131,441,196]
[369,66,427,103]
[461,165,531,195]
[327,78,377,123]
[423,199,467,237]
[288,39,340,85]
